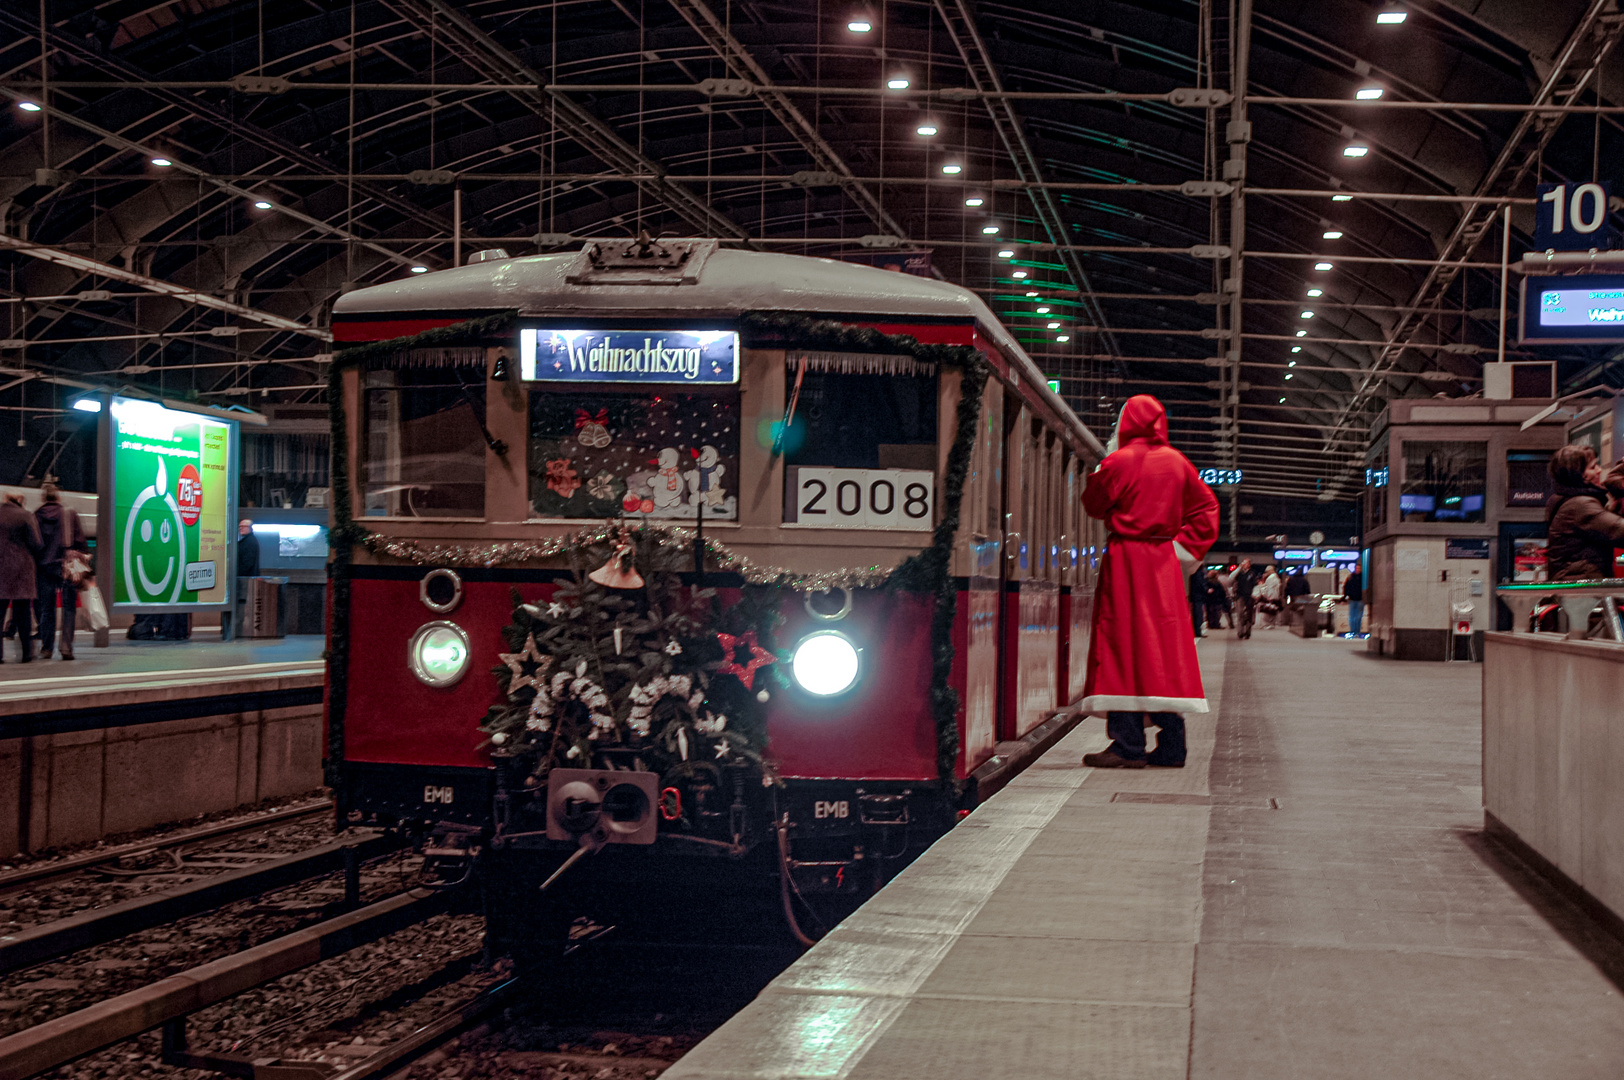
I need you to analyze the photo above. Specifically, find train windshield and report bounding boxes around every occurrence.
[528,386,741,520]
[363,368,487,518]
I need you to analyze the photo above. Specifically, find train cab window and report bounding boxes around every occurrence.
[362,369,487,518]
[780,359,937,469]
[528,387,740,520]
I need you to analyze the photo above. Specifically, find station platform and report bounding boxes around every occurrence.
[666,634,1624,1079]
[0,635,326,858]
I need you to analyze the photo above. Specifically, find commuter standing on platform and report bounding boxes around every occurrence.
[1078,395,1220,769]
[1189,567,1208,638]
[238,518,261,578]
[1232,558,1260,639]
[1205,569,1231,630]
[1545,444,1624,581]
[1342,566,1365,638]
[0,493,42,663]
[34,483,86,660]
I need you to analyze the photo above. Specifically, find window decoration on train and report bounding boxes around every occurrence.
[529,389,740,521]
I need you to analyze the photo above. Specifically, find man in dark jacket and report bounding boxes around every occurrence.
[35,483,87,660]
[1545,444,1624,581]
[1285,567,1311,599]
[0,494,42,662]
[1232,558,1260,639]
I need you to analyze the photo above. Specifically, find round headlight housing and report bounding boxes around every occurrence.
[790,630,861,697]
[408,621,471,687]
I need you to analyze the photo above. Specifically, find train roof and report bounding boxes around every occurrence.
[334,243,1105,458]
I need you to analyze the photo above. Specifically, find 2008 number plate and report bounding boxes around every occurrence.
[784,467,933,531]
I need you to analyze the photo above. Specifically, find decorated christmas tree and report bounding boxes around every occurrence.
[479,527,783,789]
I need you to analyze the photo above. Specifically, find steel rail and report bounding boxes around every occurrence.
[0,888,452,1080]
[320,976,523,1080]
[0,831,401,977]
[0,799,332,893]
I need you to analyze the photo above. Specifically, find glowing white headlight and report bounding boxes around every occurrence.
[791,631,861,697]
[409,621,470,687]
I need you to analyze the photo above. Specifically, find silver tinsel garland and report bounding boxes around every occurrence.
[361,523,897,591]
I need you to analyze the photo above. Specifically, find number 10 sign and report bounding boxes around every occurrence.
[784,467,934,531]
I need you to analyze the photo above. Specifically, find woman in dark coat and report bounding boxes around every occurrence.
[1545,444,1624,581]
[0,493,43,662]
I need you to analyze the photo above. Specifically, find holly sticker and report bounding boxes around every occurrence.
[176,464,202,526]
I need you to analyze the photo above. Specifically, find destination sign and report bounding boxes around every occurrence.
[1198,468,1242,486]
[519,328,739,384]
[1520,274,1624,343]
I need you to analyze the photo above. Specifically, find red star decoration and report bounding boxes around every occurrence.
[716,630,775,691]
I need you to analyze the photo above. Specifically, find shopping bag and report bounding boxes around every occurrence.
[80,583,109,632]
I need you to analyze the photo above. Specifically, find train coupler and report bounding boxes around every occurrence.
[421,822,483,886]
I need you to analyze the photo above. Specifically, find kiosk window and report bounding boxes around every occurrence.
[529,388,740,520]
[1401,441,1486,523]
[1506,451,1554,508]
[363,369,487,518]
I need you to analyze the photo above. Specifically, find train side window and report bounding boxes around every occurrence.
[779,359,937,469]
[363,368,488,518]
[528,387,741,520]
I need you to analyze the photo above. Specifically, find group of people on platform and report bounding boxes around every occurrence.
[1186,561,1364,639]
[0,484,89,663]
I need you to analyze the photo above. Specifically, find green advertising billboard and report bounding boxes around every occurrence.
[109,397,237,608]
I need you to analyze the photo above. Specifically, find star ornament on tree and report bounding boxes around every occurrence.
[499,634,553,695]
[716,629,775,691]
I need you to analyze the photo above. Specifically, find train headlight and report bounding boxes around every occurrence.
[408,621,471,688]
[790,631,861,697]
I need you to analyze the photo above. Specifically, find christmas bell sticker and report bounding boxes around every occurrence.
[589,527,645,590]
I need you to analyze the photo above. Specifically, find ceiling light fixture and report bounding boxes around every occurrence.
[1056,335,1070,342]
[848,19,872,32]
[964,196,984,207]
[1296,330,1308,337]
[997,249,1015,258]
[1047,321,1061,329]
[981,225,1000,234]
[410,265,429,273]
[941,163,962,174]
[1012,270,1028,279]
[1322,230,1343,239]
[1376,10,1406,24]
[1314,262,1333,271]
[1025,291,1039,297]
[1291,348,1302,355]
[887,77,909,90]
[17,101,40,112]
[916,124,938,136]
[1285,373,1293,380]
[1279,396,1287,403]
[1343,145,1369,158]
[1300,311,1315,319]
[253,200,273,210]
[1306,288,1323,297]
[1036,306,1050,314]
[151,157,174,167]
[1332,194,1353,202]
[1289,359,1298,366]
[1356,87,1384,100]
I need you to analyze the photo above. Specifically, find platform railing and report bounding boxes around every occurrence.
[1495,580,1624,642]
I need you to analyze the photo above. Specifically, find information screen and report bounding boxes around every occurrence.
[110,397,236,608]
[518,328,738,384]
[1520,274,1624,343]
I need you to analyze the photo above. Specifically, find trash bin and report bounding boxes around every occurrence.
[241,576,287,638]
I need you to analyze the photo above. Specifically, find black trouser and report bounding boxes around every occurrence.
[36,572,75,655]
[1236,596,1255,638]
[1191,600,1205,637]
[1206,601,1230,629]
[2,597,32,660]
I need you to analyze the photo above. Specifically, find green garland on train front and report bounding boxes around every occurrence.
[329,309,990,790]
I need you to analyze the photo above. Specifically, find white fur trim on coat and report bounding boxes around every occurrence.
[1172,541,1199,576]
[1078,695,1210,717]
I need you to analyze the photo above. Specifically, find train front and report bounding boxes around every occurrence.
[327,239,1042,952]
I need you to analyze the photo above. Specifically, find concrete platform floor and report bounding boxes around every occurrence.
[0,632,324,689]
[666,632,1624,1079]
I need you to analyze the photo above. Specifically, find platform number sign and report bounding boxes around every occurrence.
[1535,182,1616,252]
[784,467,933,530]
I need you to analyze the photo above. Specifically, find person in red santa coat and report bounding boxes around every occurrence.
[1079,395,1220,769]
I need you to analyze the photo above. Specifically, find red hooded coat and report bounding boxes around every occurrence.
[1079,395,1220,715]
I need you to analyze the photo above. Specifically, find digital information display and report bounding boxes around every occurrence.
[109,397,237,609]
[519,328,739,384]
[1198,468,1242,486]
[1520,274,1624,343]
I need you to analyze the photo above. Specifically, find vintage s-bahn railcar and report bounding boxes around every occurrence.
[326,238,1106,949]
